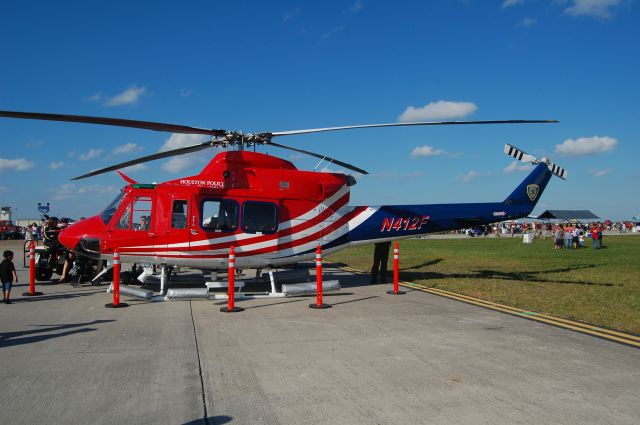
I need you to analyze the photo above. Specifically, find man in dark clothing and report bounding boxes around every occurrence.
[43,217,60,266]
[1,250,17,304]
[371,242,391,284]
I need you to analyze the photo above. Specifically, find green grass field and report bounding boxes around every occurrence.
[327,235,640,334]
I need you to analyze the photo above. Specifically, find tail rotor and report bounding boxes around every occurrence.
[504,143,567,180]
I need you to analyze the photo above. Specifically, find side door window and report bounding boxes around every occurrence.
[201,199,238,232]
[133,197,153,231]
[172,200,188,229]
[242,202,277,234]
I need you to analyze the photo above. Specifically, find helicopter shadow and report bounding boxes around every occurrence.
[0,320,115,348]
[400,258,444,270]
[13,289,104,304]
[399,263,617,287]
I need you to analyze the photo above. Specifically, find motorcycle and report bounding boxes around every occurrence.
[33,244,107,286]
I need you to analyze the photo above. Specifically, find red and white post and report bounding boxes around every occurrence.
[106,250,128,308]
[23,240,43,296]
[221,246,243,312]
[309,245,331,309]
[387,242,405,295]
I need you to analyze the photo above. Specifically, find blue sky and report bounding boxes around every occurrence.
[1,0,638,220]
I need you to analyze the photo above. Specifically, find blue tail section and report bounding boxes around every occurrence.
[503,162,552,209]
[345,163,553,246]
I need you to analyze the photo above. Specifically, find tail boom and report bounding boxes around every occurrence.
[347,162,552,245]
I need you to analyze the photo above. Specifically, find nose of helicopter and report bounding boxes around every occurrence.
[58,226,79,251]
[58,216,104,259]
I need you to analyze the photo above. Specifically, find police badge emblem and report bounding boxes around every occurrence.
[526,184,539,202]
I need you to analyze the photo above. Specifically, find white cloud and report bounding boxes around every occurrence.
[113,143,142,155]
[398,100,477,122]
[554,136,617,156]
[121,164,147,173]
[502,0,524,9]
[410,145,446,158]
[49,161,64,170]
[159,133,207,152]
[162,156,202,173]
[180,88,193,97]
[0,186,8,194]
[0,158,34,171]
[504,161,534,173]
[85,93,102,102]
[77,185,119,195]
[563,0,620,19]
[160,133,210,173]
[25,140,44,148]
[283,8,301,22]
[54,183,118,201]
[519,17,537,26]
[321,25,345,40]
[344,0,364,13]
[53,183,76,200]
[589,168,613,177]
[79,149,104,161]
[458,170,492,183]
[105,85,147,106]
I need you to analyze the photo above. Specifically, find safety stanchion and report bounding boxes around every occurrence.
[309,245,331,309]
[23,240,44,296]
[221,246,243,313]
[106,251,128,308]
[387,242,405,295]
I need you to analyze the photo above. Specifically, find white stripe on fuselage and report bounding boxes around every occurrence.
[124,185,351,250]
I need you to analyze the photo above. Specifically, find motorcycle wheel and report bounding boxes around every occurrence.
[92,276,104,286]
[35,269,53,281]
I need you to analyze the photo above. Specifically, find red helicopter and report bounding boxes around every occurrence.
[1,111,565,292]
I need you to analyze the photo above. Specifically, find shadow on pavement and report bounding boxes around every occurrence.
[13,290,104,303]
[329,295,379,306]
[0,320,115,348]
[182,416,232,425]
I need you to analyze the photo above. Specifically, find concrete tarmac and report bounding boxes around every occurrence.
[1,240,638,424]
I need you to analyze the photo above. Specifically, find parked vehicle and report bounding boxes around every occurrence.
[0,220,22,239]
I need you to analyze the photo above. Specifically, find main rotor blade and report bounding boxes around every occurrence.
[0,110,225,136]
[268,141,368,175]
[72,142,214,180]
[271,120,558,137]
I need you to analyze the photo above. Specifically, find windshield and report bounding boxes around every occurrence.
[100,191,125,225]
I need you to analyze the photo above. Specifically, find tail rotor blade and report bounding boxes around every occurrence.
[504,144,568,180]
[548,163,568,180]
[504,143,537,163]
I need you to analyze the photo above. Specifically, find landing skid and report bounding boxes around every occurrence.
[107,265,340,302]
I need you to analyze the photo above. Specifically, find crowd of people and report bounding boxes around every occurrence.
[455,219,639,250]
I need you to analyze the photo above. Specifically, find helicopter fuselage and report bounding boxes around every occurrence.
[59,149,553,270]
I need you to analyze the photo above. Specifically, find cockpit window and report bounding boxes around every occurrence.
[100,191,125,225]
